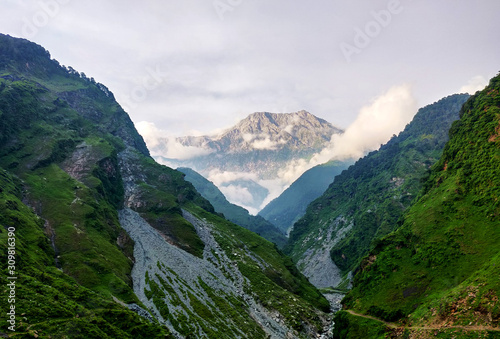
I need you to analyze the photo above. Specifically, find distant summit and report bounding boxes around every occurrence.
[202,110,341,152]
[152,110,343,212]
[166,110,341,153]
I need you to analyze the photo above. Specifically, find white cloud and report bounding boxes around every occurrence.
[245,133,288,150]
[148,85,418,213]
[136,121,213,160]
[207,169,260,187]
[252,136,279,150]
[275,85,418,188]
[312,84,418,163]
[219,184,256,211]
[135,121,164,149]
[206,169,287,214]
[459,75,488,95]
[256,178,290,210]
[242,133,255,142]
[277,158,310,187]
[283,124,295,134]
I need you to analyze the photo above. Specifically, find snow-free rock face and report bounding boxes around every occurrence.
[194,110,342,153]
[296,217,353,289]
[119,208,295,338]
[153,110,343,212]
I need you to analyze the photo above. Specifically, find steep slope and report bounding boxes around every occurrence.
[334,73,500,338]
[153,111,343,212]
[0,34,330,338]
[0,168,170,337]
[259,160,352,235]
[285,94,470,288]
[178,167,288,247]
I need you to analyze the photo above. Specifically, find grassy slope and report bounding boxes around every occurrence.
[286,94,470,274]
[0,168,170,338]
[178,167,288,247]
[185,205,331,335]
[335,74,500,338]
[0,75,142,296]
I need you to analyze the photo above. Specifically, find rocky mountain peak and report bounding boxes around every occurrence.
[153,110,344,212]
[213,110,343,152]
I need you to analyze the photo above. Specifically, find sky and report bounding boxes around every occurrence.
[1,0,499,139]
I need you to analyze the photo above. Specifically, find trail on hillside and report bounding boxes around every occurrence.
[344,310,500,332]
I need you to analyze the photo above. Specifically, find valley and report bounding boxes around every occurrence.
[0,30,498,339]
[150,110,344,214]
[0,34,330,338]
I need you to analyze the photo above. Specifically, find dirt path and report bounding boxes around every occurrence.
[344,310,500,332]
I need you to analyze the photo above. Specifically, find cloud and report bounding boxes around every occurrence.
[2,1,499,140]
[459,75,488,95]
[257,178,291,210]
[219,184,256,212]
[239,133,287,150]
[277,158,310,187]
[312,84,418,163]
[207,169,262,214]
[206,169,287,214]
[145,85,418,213]
[135,121,164,149]
[251,135,281,150]
[207,169,259,186]
[276,85,418,187]
[242,133,255,142]
[136,121,213,160]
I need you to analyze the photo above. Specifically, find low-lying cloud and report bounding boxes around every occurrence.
[251,136,284,150]
[241,133,286,150]
[206,169,287,214]
[314,84,418,163]
[218,184,255,210]
[136,121,213,160]
[277,84,418,189]
[139,85,418,213]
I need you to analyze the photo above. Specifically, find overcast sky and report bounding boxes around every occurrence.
[2,0,499,137]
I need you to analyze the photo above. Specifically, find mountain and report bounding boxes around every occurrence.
[153,111,343,212]
[333,74,500,338]
[285,94,470,289]
[259,160,352,235]
[0,34,331,338]
[177,167,288,247]
[175,110,342,154]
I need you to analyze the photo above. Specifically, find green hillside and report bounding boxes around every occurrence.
[0,34,329,338]
[335,73,500,338]
[285,94,470,280]
[178,167,288,247]
[0,168,171,337]
[259,160,351,234]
